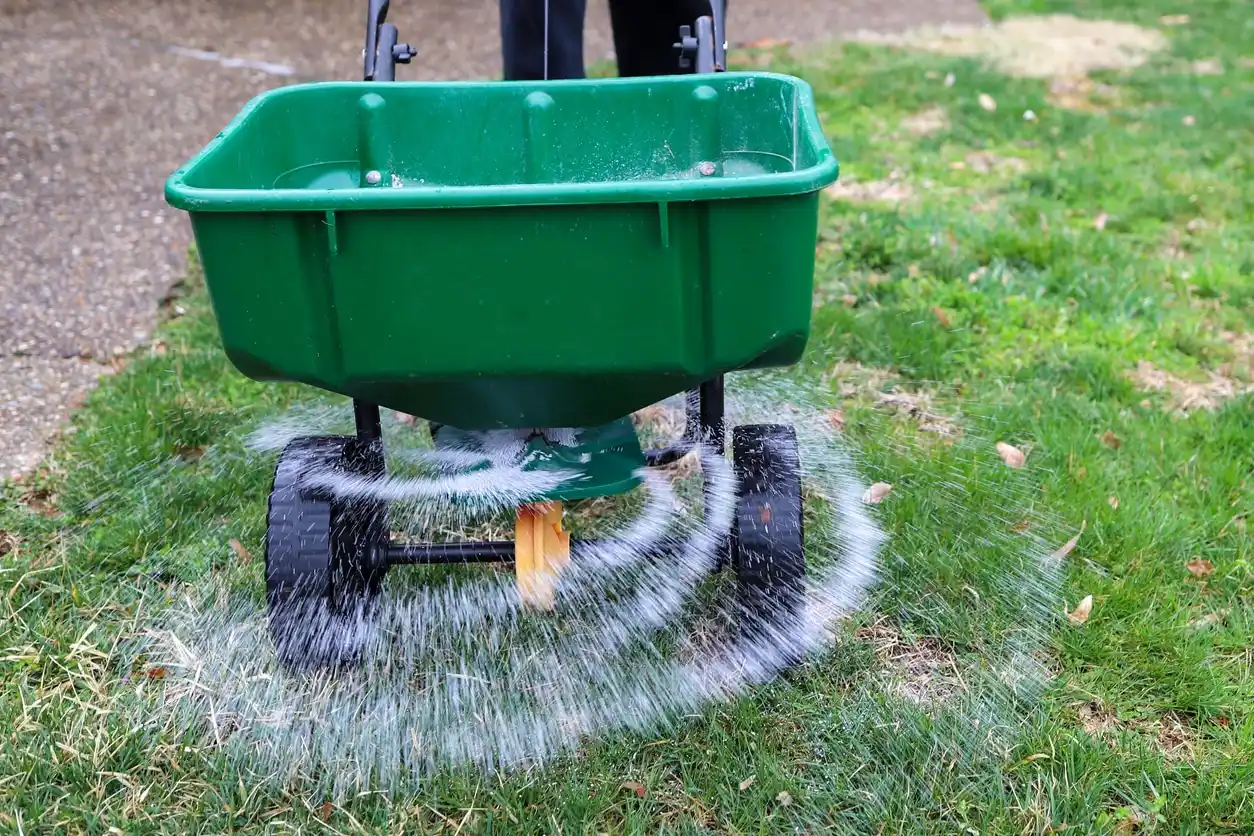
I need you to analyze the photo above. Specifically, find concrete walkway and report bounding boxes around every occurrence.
[0,0,988,479]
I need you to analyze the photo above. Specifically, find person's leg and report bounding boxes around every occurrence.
[500,0,589,80]
[607,0,715,78]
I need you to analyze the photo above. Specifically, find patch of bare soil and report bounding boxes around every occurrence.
[847,14,1168,79]
[856,619,963,707]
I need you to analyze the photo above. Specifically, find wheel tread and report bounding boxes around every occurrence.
[264,435,386,670]
[731,423,806,660]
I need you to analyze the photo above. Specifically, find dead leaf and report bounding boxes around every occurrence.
[1185,557,1214,578]
[1011,520,1032,533]
[842,294,858,307]
[1108,496,1120,510]
[1099,430,1122,449]
[739,775,756,791]
[827,409,846,432]
[1159,14,1190,25]
[1067,594,1094,625]
[0,531,16,558]
[1093,212,1109,231]
[978,92,997,111]
[1052,521,1087,560]
[930,306,952,328]
[1182,114,1196,126]
[319,802,333,822]
[144,667,168,680]
[862,482,894,504]
[968,266,988,284]
[996,441,1027,468]
[776,790,793,807]
[620,781,647,798]
[228,539,253,563]
[1191,58,1223,75]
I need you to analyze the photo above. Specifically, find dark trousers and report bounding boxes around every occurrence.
[500,0,716,80]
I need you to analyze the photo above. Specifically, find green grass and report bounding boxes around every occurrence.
[3,1,1253,832]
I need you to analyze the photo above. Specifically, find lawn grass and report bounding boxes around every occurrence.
[3,0,1252,832]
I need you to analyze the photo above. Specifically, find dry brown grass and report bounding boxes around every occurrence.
[874,390,962,440]
[846,15,1168,79]
[1074,701,1200,761]
[1046,75,1129,112]
[856,618,964,708]
[959,151,1028,174]
[900,105,950,137]
[823,172,913,205]
[1128,331,1254,414]
[823,361,902,398]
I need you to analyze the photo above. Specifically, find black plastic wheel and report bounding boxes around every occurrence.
[731,424,806,662]
[265,435,389,670]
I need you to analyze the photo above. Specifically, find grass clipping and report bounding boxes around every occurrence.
[847,14,1168,78]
